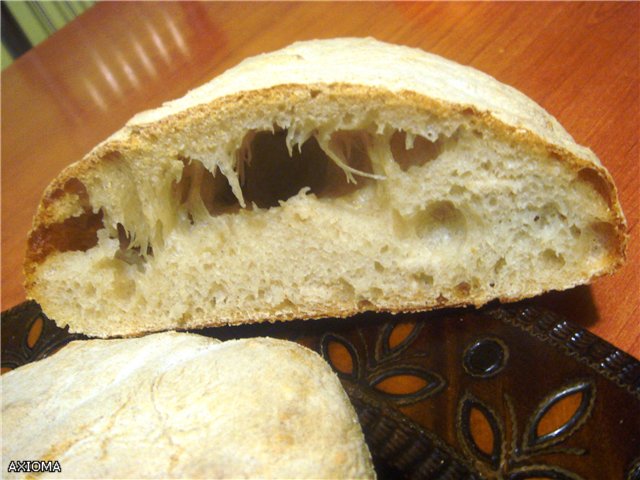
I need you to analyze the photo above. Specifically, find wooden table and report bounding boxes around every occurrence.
[2,2,638,357]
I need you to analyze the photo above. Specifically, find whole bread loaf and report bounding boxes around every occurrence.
[25,38,627,337]
[2,333,374,479]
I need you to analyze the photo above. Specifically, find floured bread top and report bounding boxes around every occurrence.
[119,38,594,162]
[2,333,374,479]
[24,38,627,337]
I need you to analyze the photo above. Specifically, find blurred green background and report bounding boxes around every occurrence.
[2,0,95,69]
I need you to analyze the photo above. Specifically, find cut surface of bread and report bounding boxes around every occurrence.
[2,333,374,479]
[25,38,627,337]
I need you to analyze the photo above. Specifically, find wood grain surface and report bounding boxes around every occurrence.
[2,2,638,356]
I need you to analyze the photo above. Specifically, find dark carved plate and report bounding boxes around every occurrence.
[2,301,640,479]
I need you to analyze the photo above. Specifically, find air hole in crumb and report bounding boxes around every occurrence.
[276,298,295,310]
[541,249,566,267]
[587,222,617,257]
[44,177,91,209]
[390,131,443,171]
[455,281,471,297]
[114,223,152,266]
[173,157,239,217]
[27,210,104,264]
[436,294,448,304]
[570,225,581,238]
[413,272,434,287]
[415,201,467,248]
[338,278,356,299]
[328,130,376,179]
[534,202,566,228]
[241,129,371,208]
[370,287,383,298]
[450,185,466,196]
[493,257,506,275]
[576,168,613,208]
[374,261,385,273]
[177,312,192,327]
[358,298,374,309]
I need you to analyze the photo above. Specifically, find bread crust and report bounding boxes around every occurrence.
[23,38,628,337]
[2,333,375,478]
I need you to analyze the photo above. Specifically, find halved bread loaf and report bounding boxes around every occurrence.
[25,38,627,337]
[2,333,374,479]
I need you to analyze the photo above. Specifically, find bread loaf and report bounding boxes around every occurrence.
[2,332,374,479]
[25,38,627,337]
